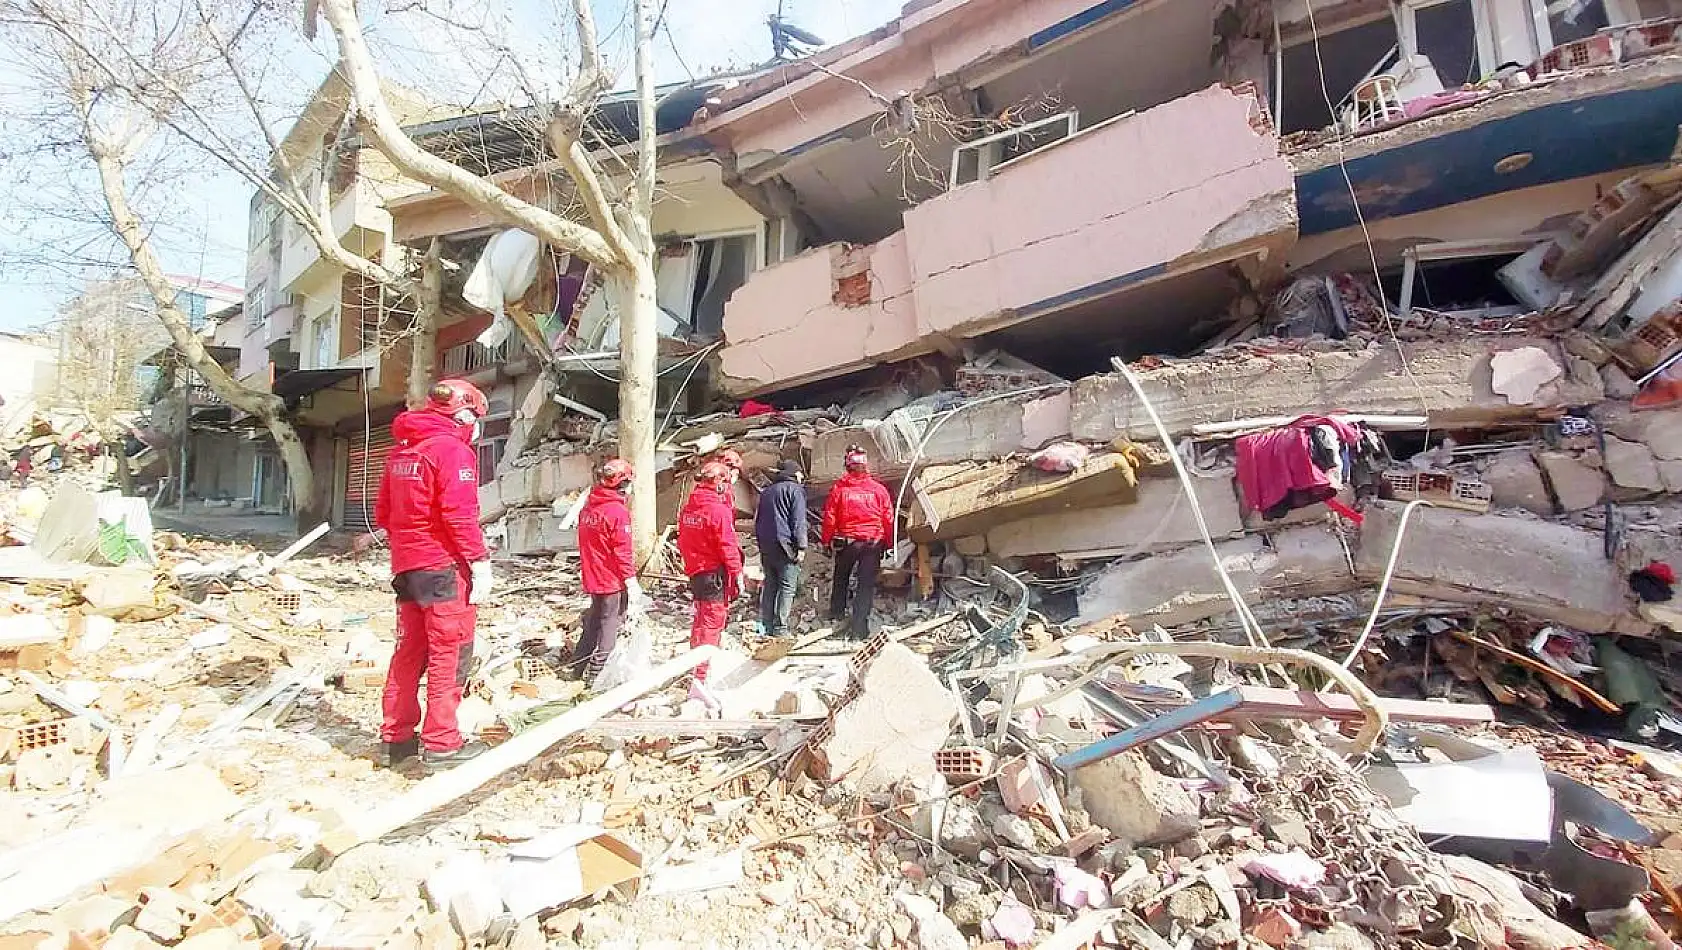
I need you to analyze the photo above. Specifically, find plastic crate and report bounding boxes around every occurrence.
[1381,471,1493,512]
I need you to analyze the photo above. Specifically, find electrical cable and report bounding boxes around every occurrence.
[1302,1,1433,421]
[1109,357,1272,653]
[888,383,1069,552]
[1339,498,1431,668]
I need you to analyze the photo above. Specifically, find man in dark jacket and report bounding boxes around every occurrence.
[820,446,895,640]
[374,379,493,771]
[753,460,807,638]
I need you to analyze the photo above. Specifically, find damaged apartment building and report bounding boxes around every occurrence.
[356,0,1682,642]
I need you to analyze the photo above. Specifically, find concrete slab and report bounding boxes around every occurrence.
[1537,451,1605,511]
[1074,526,1353,628]
[1355,502,1645,634]
[908,452,1138,542]
[1070,337,1604,442]
[986,475,1243,558]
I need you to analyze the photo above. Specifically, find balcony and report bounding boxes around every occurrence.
[276,180,392,291]
[441,334,527,382]
[719,84,1299,393]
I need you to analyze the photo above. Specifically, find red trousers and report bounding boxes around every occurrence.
[690,598,727,682]
[382,565,477,752]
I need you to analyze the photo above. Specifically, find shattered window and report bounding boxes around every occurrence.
[1415,0,1482,86]
[1548,0,1610,44]
[1279,17,1400,134]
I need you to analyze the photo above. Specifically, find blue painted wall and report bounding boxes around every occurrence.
[1295,79,1682,235]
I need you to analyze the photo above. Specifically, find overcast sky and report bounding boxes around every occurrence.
[0,0,903,332]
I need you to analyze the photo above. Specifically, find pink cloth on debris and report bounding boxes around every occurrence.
[1234,415,1361,515]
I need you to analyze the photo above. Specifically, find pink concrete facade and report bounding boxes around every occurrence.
[703,0,1107,161]
[719,86,1298,394]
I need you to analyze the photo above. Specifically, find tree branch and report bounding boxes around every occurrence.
[315,0,623,270]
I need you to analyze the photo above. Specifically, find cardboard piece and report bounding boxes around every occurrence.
[499,827,642,918]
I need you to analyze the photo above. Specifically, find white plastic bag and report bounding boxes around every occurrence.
[1028,441,1090,473]
[593,615,651,692]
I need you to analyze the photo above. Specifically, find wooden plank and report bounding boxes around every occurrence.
[318,646,716,857]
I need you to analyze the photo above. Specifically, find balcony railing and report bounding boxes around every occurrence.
[441,333,524,376]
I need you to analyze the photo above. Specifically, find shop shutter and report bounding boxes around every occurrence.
[342,426,394,532]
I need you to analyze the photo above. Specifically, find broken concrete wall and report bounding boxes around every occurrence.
[904,85,1296,340]
[1070,337,1603,442]
[909,452,1138,541]
[1355,502,1647,635]
[1074,526,1354,628]
[807,391,1074,484]
[719,87,1295,396]
[987,475,1243,558]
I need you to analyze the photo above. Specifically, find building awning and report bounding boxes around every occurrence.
[272,367,364,401]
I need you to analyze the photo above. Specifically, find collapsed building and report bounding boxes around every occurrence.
[380,0,1682,648]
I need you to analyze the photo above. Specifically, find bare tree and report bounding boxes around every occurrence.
[313,0,666,561]
[49,276,158,490]
[2,0,437,528]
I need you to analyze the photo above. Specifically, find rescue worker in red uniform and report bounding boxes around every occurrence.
[677,460,742,684]
[821,445,895,640]
[570,458,645,681]
[374,379,494,771]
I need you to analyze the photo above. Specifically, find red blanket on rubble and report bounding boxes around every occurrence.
[1235,415,1360,515]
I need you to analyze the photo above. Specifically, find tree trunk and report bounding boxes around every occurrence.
[409,238,442,408]
[259,406,326,531]
[84,130,319,534]
[109,441,134,496]
[616,261,660,567]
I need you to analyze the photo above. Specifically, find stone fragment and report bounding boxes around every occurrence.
[991,813,1037,851]
[1662,460,1682,494]
[1537,452,1605,511]
[1602,363,1641,399]
[815,641,957,792]
[14,744,76,791]
[1072,751,1200,846]
[1480,454,1552,515]
[895,894,966,950]
[1604,436,1663,492]
[1490,346,1563,405]
[952,536,987,557]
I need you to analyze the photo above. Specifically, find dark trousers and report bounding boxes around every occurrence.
[570,590,627,679]
[759,553,801,637]
[829,540,881,638]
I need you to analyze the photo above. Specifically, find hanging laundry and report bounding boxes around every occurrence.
[1235,415,1365,520]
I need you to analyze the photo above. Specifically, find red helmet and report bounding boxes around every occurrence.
[697,460,732,485]
[596,457,634,489]
[427,379,489,421]
[715,449,743,470]
[843,444,869,472]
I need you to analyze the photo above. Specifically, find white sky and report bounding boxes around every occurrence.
[0,0,905,332]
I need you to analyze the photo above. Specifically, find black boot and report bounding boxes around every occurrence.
[422,740,490,772]
[382,738,419,767]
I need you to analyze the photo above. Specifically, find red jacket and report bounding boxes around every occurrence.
[821,471,894,545]
[578,485,635,595]
[677,483,742,580]
[375,410,487,575]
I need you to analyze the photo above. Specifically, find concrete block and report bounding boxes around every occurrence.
[497,465,535,509]
[504,509,577,556]
[1480,454,1553,515]
[1608,408,1682,461]
[1538,451,1605,511]
[815,641,958,792]
[532,454,594,505]
[809,425,912,485]
[1662,460,1682,494]
[1070,338,1603,442]
[987,476,1243,558]
[951,536,987,557]
[1604,436,1663,492]
[1603,363,1642,399]
[1356,502,1642,634]
[1072,750,1200,846]
[1074,527,1352,628]
[477,481,504,522]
